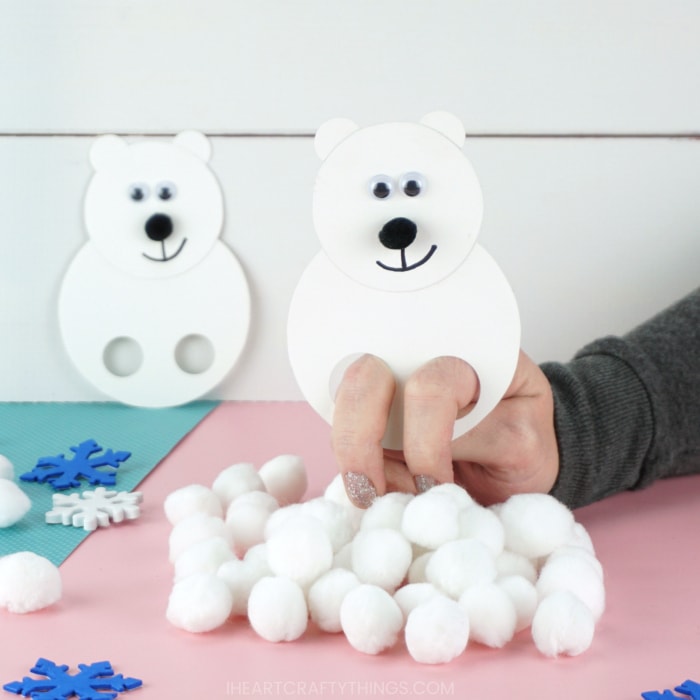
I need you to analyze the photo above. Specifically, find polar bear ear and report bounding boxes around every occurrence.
[420,111,465,148]
[314,118,359,160]
[174,130,212,162]
[90,134,128,171]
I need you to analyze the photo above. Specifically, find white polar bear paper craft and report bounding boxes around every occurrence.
[58,131,250,407]
[287,112,520,449]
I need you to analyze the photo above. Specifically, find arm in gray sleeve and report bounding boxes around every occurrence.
[540,287,700,509]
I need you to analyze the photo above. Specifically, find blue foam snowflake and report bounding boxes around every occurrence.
[19,439,132,490]
[642,680,700,700]
[3,658,142,700]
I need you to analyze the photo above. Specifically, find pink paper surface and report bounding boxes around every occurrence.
[1,401,699,700]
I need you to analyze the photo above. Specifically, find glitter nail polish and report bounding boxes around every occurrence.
[414,474,439,493]
[343,472,377,508]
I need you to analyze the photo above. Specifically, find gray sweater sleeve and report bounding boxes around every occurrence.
[540,287,700,509]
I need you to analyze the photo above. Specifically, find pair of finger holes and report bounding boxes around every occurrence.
[103,335,215,377]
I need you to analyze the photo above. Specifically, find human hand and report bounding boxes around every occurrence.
[332,351,559,508]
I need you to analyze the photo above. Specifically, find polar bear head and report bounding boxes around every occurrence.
[312,112,483,292]
[84,131,223,278]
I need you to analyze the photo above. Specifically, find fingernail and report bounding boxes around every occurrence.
[343,472,377,508]
[414,475,439,493]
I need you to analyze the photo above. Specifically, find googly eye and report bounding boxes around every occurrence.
[369,175,394,199]
[401,172,424,197]
[156,181,177,201]
[128,183,150,202]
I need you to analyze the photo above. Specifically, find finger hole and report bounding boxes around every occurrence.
[175,334,215,374]
[103,336,143,377]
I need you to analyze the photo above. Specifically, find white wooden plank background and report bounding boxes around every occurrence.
[1,1,698,402]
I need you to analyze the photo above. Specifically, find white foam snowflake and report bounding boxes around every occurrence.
[45,487,143,531]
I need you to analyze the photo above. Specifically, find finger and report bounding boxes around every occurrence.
[402,356,479,491]
[332,354,396,507]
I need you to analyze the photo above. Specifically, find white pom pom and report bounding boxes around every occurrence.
[262,503,304,539]
[212,463,265,508]
[497,575,538,632]
[340,584,404,654]
[360,492,413,531]
[0,454,14,480]
[546,545,604,579]
[0,552,61,613]
[494,550,538,584]
[301,497,357,552]
[393,582,441,620]
[333,541,354,570]
[458,505,505,556]
[531,591,595,657]
[168,513,230,563]
[218,554,271,616]
[351,528,412,591]
[166,573,233,633]
[566,522,596,554]
[226,491,279,555]
[0,480,31,527]
[407,551,433,584]
[428,482,474,509]
[323,473,365,529]
[426,539,496,598]
[405,595,470,664]
[401,492,459,549]
[248,576,308,642]
[458,583,517,648]
[243,542,270,567]
[499,493,575,558]
[266,515,333,588]
[258,454,307,505]
[536,554,605,620]
[163,484,223,525]
[308,568,360,632]
[173,537,236,582]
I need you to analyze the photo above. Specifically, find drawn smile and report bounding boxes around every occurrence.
[376,244,438,272]
[142,238,188,262]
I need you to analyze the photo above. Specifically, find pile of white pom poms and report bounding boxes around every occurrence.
[165,456,604,663]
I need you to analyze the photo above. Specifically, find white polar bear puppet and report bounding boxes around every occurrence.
[59,131,250,407]
[288,112,520,448]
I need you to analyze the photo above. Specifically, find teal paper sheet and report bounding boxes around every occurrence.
[0,401,218,566]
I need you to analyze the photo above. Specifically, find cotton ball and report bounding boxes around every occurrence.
[497,575,538,632]
[393,582,441,620]
[536,554,605,621]
[308,568,360,632]
[351,528,412,591]
[218,553,271,617]
[226,491,279,555]
[163,484,223,525]
[426,539,496,599]
[243,542,270,568]
[212,463,265,508]
[0,552,61,613]
[499,493,575,559]
[263,503,304,539]
[248,576,308,642]
[566,522,596,554]
[531,591,595,657]
[258,454,307,505]
[0,480,31,527]
[169,513,230,563]
[323,473,365,529]
[266,514,333,588]
[0,454,14,480]
[360,492,413,531]
[458,583,517,648]
[428,482,474,509]
[495,550,538,584]
[405,595,470,664]
[547,546,604,579]
[408,551,433,584]
[173,537,236,582]
[458,505,505,556]
[340,584,403,655]
[301,497,356,552]
[166,572,233,633]
[401,492,459,549]
[333,541,353,570]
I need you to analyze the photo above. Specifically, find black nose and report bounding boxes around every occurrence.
[145,213,173,241]
[378,217,417,249]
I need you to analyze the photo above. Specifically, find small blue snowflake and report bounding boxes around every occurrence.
[3,658,142,700]
[20,439,132,490]
[642,680,700,700]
